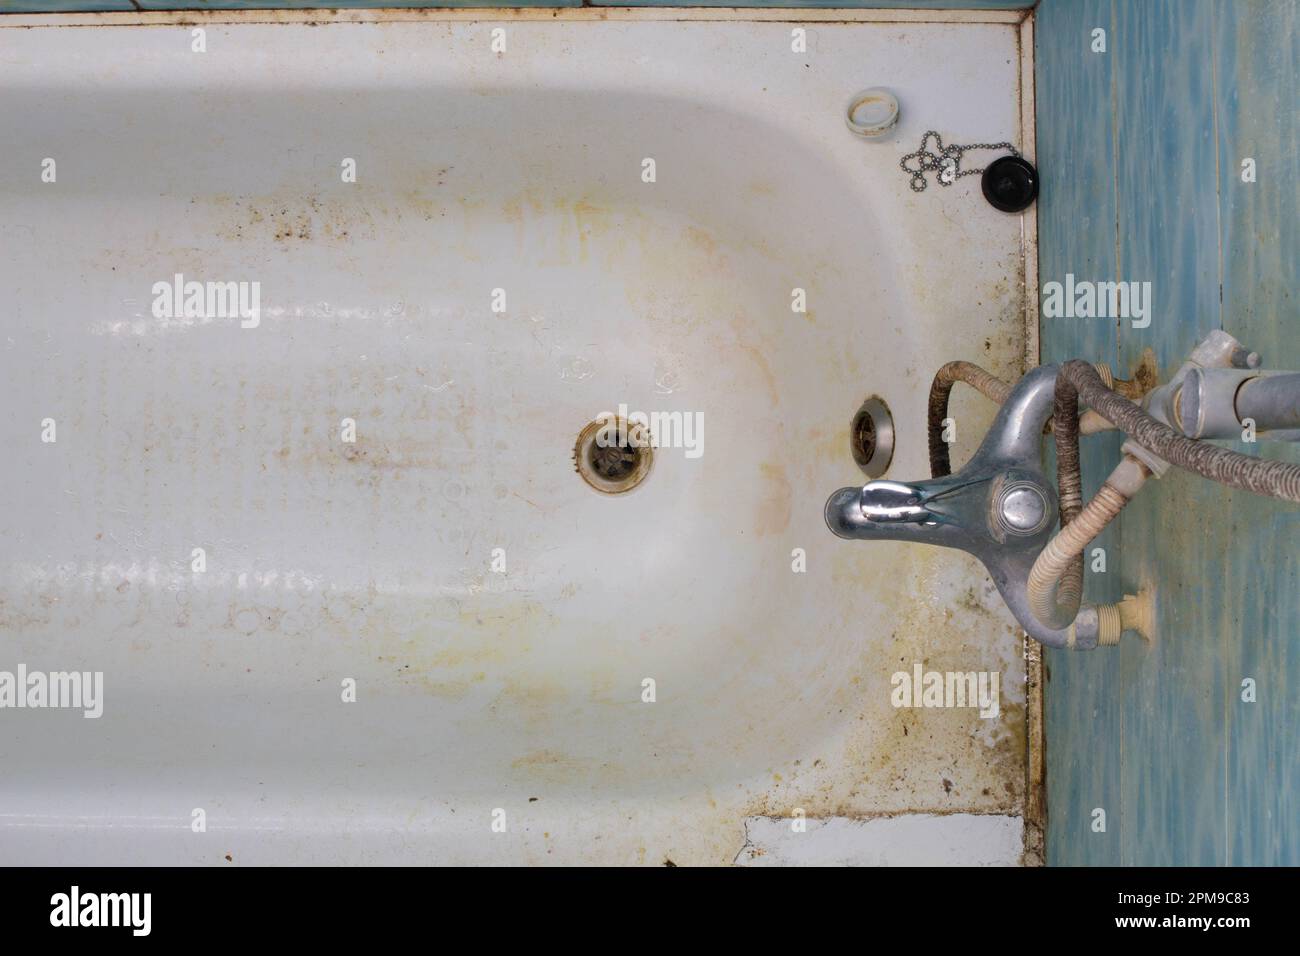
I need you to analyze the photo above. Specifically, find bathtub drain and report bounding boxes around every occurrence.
[574,417,654,495]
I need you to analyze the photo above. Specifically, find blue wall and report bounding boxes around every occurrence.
[1036,0,1299,865]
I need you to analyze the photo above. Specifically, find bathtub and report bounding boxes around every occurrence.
[0,8,1038,865]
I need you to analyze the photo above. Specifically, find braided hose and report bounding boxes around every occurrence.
[927,361,1014,478]
[926,357,1300,635]
[1050,362,1131,613]
[1057,359,1300,502]
[1050,368,1085,620]
[1031,359,1300,632]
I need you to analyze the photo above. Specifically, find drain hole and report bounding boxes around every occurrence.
[589,441,640,482]
[852,412,877,460]
[850,396,894,478]
[575,417,654,494]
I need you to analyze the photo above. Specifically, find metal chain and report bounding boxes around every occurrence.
[900,130,1020,192]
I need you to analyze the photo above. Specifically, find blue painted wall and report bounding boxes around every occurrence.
[1036,0,1299,865]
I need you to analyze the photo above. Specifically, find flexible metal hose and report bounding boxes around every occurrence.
[927,361,1013,478]
[926,357,1300,632]
[1050,368,1086,620]
[1056,359,1300,503]
[1028,360,1300,631]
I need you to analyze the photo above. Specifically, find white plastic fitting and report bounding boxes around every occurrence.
[1097,589,1156,645]
[844,88,900,139]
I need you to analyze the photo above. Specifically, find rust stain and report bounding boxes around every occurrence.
[734,339,780,408]
[5,6,1038,865]
[753,463,792,536]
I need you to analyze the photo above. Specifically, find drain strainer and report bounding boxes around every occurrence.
[574,416,654,494]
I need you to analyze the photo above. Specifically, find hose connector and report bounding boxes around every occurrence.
[1096,589,1156,646]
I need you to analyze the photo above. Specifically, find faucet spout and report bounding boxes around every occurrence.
[826,484,958,545]
[825,474,991,550]
[858,479,935,523]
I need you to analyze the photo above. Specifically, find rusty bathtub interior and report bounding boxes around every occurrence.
[0,8,1040,865]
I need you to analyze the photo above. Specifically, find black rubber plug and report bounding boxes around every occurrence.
[981,156,1038,212]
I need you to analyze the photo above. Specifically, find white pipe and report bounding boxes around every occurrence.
[1027,454,1151,630]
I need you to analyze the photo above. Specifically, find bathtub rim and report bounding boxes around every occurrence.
[0,7,1030,28]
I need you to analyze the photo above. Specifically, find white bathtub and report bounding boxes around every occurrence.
[0,8,1037,865]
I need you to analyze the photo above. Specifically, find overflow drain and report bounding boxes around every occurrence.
[574,417,654,494]
[850,396,894,478]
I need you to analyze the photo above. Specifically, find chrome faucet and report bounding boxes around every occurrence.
[825,364,1106,649]
[827,333,1300,650]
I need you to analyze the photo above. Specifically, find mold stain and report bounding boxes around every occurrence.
[2,13,1036,861]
